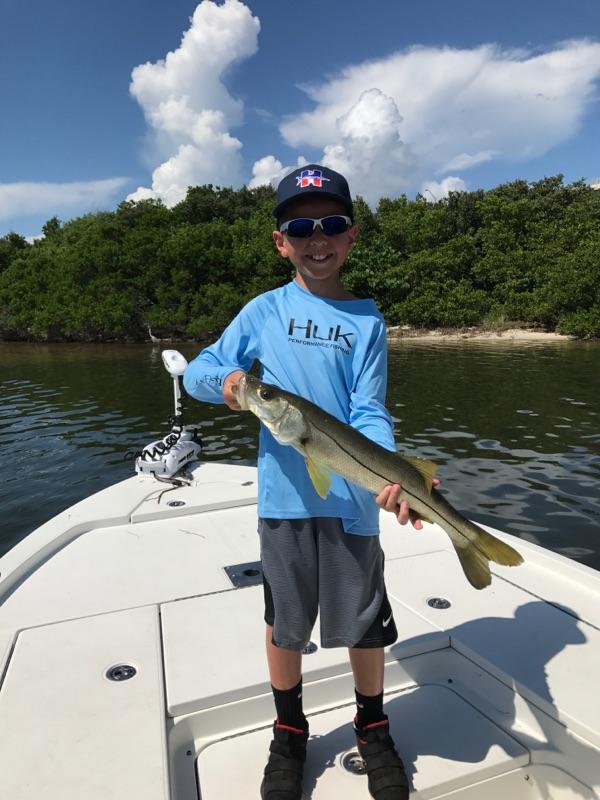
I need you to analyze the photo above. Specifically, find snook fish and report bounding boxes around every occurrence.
[234,374,523,590]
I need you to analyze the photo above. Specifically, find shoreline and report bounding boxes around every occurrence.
[387,325,576,343]
[0,327,585,346]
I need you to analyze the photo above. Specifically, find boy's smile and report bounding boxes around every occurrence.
[273,196,358,299]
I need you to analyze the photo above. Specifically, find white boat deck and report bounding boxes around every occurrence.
[1,462,599,799]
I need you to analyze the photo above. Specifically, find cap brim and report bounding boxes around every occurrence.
[273,191,354,221]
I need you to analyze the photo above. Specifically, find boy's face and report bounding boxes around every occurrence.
[273,196,358,290]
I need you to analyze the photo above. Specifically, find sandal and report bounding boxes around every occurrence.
[260,722,309,799]
[355,716,409,800]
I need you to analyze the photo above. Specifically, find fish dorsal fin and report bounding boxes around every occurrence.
[305,457,332,499]
[405,456,438,494]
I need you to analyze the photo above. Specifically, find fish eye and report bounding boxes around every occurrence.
[260,387,274,401]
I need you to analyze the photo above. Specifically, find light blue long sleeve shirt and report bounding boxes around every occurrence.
[183,279,396,535]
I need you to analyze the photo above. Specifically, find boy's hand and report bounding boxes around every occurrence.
[223,370,246,410]
[376,481,440,530]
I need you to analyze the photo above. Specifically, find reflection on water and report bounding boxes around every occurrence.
[385,341,600,565]
[1,340,599,568]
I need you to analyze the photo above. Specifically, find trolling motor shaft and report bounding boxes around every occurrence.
[135,350,202,478]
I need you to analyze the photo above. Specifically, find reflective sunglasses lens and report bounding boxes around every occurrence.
[285,218,315,238]
[321,215,350,235]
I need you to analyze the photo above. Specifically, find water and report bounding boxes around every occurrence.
[1,340,599,569]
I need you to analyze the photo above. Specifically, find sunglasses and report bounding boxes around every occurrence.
[279,215,352,238]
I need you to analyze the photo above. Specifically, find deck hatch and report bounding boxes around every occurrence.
[224,561,263,588]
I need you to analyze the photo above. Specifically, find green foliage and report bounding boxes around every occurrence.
[42,216,62,239]
[0,176,599,341]
[172,184,276,226]
[187,282,246,340]
[0,231,29,273]
[389,237,487,327]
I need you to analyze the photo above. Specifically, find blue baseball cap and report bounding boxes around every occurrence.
[273,164,354,222]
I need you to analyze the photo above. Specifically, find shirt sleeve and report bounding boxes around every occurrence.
[348,318,396,452]
[183,296,265,404]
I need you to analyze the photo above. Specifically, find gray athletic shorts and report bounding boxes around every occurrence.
[258,517,398,651]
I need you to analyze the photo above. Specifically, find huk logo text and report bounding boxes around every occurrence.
[288,319,355,349]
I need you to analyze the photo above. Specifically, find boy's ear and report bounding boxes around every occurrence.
[273,229,289,258]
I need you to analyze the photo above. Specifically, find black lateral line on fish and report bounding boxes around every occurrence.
[308,416,436,510]
[308,416,490,557]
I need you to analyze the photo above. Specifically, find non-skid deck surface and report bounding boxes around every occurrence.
[0,606,169,800]
[384,551,600,749]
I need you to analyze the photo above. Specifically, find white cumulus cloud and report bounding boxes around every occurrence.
[0,178,129,222]
[128,0,260,206]
[320,88,416,205]
[248,155,308,189]
[255,40,600,204]
[421,176,468,202]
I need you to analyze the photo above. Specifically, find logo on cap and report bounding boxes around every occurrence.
[296,168,329,189]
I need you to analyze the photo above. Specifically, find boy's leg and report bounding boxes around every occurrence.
[349,646,384,696]
[259,520,318,799]
[266,624,302,689]
[261,628,308,800]
[314,522,407,800]
[350,645,409,799]
[260,517,317,728]
[349,646,386,728]
[266,624,306,731]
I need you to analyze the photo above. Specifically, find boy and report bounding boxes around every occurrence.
[184,164,424,800]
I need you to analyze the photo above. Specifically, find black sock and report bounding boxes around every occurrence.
[272,679,307,731]
[355,689,385,728]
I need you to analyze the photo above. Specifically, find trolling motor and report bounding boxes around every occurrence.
[135,350,202,478]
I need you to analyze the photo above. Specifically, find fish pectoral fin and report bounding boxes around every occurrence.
[305,457,332,499]
[405,456,438,494]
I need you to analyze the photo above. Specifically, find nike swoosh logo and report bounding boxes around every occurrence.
[357,702,364,709]
[382,613,393,628]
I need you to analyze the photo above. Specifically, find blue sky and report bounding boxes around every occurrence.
[1,0,600,238]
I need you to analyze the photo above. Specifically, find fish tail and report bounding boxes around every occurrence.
[451,519,524,590]
[475,524,524,567]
